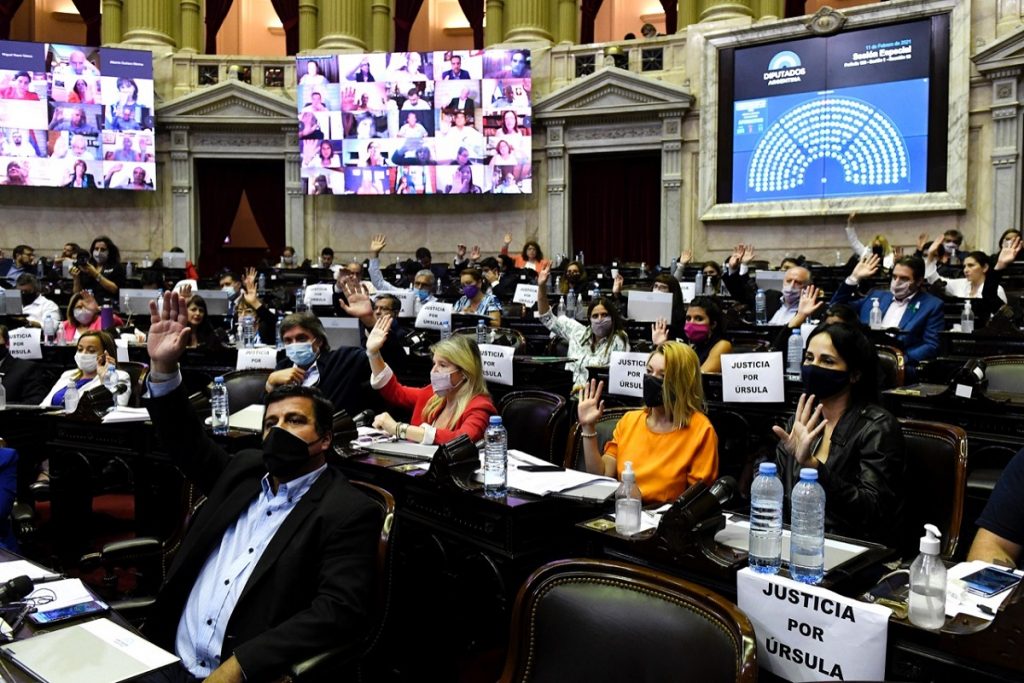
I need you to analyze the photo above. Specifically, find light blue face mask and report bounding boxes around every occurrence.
[415,288,430,302]
[285,341,316,367]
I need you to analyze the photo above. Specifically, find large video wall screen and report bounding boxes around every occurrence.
[718,16,949,204]
[297,49,532,195]
[0,41,155,191]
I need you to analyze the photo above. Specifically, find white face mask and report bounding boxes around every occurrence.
[74,307,94,324]
[75,352,98,373]
[430,369,462,397]
[221,285,236,294]
[92,250,108,264]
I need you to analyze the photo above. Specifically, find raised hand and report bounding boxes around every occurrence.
[537,263,551,286]
[577,379,605,427]
[741,244,756,263]
[503,232,512,246]
[651,318,669,346]
[917,232,930,251]
[846,212,857,226]
[366,314,392,355]
[177,283,193,300]
[726,243,744,270]
[612,272,624,294]
[242,267,262,309]
[851,253,880,281]
[370,233,387,256]
[147,291,191,374]
[771,393,826,468]
[796,284,823,320]
[926,234,944,260]
[469,245,481,261]
[679,249,692,265]
[339,278,374,319]
[997,236,1022,270]
[456,244,467,259]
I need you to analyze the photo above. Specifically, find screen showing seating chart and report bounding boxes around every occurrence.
[0,41,155,191]
[724,18,946,204]
[296,49,532,196]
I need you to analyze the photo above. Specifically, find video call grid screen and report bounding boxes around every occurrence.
[0,41,155,191]
[725,19,943,204]
[296,49,532,196]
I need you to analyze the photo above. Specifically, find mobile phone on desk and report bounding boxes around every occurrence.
[28,600,108,626]
[962,566,1022,598]
[518,465,564,472]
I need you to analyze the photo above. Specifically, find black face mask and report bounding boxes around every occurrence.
[262,426,319,478]
[566,272,582,282]
[20,291,36,306]
[801,365,850,401]
[643,374,664,408]
[871,245,884,259]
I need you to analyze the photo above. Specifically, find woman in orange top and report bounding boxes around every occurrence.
[577,341,718,503]
[500,233,550,272]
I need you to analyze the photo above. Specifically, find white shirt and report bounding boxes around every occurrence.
[22,294,60,325]
[881,293,913,328]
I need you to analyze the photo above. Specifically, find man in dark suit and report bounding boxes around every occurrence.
[441,54,471,80]
[264,311,384,417]
[142,292,379,683]
[445,86,475,117]
[830,253,944,371]
[0,325,48,404]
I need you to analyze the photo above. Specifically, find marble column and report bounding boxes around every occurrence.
[679,1,699,32]
[179,0,202,53]
[122,0,175,47]
[660,114,683,265]
[556,0,576,44]
[101,0,122,45]
[997,0,1023,38]
[485,0,505,47]
[505,0,553,44]
[298,0,318,52]
[700,1,754,22]
[755,0,783,21]
[544,121,569,259]
[319,0,367,51]
[370,0,390,51]
[987,69,1023,239]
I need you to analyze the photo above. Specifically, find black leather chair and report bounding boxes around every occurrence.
[982,355,1024,394]
[562,407,631,472]
[117,361,149,407]
[876,345,905,390]
[498,390,567,463]
[498,558,757,683]
[900,418,968,559]
[287,480,396,682]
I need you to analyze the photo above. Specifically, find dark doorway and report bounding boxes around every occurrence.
[196,159,285,277]
[570,151,661,265]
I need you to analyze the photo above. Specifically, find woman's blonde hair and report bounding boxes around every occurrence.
[651,341,704,429]
[423,335,490,430]
[872,234,891,255]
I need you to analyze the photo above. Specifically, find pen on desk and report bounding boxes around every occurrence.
[7,604,33,635]
[31,574,64,585]
[978,604,996,617]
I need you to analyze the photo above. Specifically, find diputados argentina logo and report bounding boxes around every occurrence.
[763,50,805,86]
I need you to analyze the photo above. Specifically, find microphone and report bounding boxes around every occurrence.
[353,409,376,428]
[0,576,33,605]
[667,476,737,532]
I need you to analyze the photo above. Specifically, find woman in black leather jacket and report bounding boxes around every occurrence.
[773,322,906,545]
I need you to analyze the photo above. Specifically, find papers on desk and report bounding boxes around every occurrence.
[946,561,1024,621]
[230,404,266,432]
[507,449,617,498]
[361,441,439,461]
[101,407,150,424]
[28,578,95,613]
[0,617,178,683]
[715,516,869,571]
[0,559,59,583]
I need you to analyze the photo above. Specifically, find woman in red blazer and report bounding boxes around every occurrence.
[367,315,496,444]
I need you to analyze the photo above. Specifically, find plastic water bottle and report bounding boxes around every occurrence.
[590,282,601,301]
[790,467,826,584]
[476,319,487,345]
[226,298,236,333]
[868,298,882,330]
[242,314,255,348]
[257,272,267,295]
[786,329,803,378]
[909,524,947,630]
[749,462,784,573]
[961,301,974,333]
[125,261,133,278]
[556,296,566,318]
[55,324,66,346]
[276,313,285,350]
[63,379,80,414]
[440,320,451,341]
[755,289,767,325]
[704,273,713,295]
[575,292,583,318]
[42,313,56,346]
[483,415,507,497]
[566,287,576,318]
[614,461,642,535]
[210,376,230,436]
[578,251,585,266]
[295,286,307,313]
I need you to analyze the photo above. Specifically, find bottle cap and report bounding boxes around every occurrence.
[758,462,777,476]
[214,376,225,382]
[791,328,800,336]
[920,523,941,555]
[798,467,818,481]
[622,461,635,483]
[964,300,972,310]
[488,415,502,425]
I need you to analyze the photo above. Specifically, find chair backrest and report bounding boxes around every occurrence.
[498,390,568,464]
[499,558,757,683]
[563,406,632,471]
[117,361,149,408]
[900,418,967,559]
[982,355,1024,394]
[219,369,272,414]
[875,345,905,390]
[453,326,527,351]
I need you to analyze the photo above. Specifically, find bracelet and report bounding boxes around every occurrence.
[397,423,407,440]
[580,431,598,439]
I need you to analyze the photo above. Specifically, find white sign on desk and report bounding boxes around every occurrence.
[679,281,696,303]
[305,284,335,307]
[236,347,278,370]
[8,326,40,359]
[389,290,417,317]
[479,343,514,385]
[607,351,649,397]
[627,290,673,322]
[737,568,891,682]
[513,284,538,307]
[415,301,452,331]
[721,352,784,403]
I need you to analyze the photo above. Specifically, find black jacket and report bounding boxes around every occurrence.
[0,351,48,404]
[143,385,379,680]
[721,270,784,320]
[274,345,382,417]
[775,402,905,545]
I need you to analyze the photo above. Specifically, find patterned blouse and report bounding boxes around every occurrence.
[539,309,630,392]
